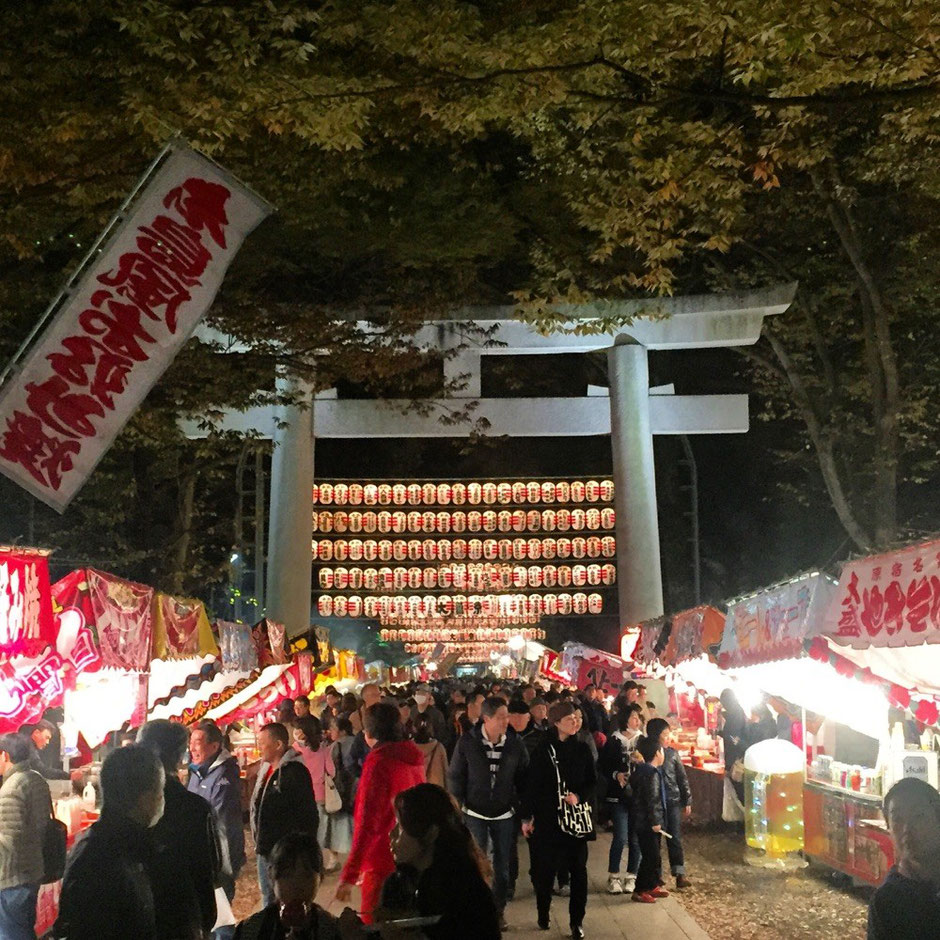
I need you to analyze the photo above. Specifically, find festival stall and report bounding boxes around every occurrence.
[798,540,940,885]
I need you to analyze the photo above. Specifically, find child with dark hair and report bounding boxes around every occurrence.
[629,735,669,904]
[234,832,340,939]
[646,717,692,888]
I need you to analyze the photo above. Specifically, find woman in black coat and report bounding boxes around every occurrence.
[521,701,596,940]
[718,689,747,802]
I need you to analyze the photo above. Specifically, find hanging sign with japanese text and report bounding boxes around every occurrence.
[825,540,940,649]
[0,144,272,510]
[0,549,55,657]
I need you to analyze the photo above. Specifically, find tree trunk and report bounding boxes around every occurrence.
[167,468,197,595]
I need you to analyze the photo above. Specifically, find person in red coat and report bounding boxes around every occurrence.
[335,702,425,922]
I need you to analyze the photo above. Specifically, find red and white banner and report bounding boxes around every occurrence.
[826,540,940,649]
[0,144,271,510]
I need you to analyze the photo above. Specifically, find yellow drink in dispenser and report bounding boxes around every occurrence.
[743,739,806,868]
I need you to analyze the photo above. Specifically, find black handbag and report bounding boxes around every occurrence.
[42,814,68,884]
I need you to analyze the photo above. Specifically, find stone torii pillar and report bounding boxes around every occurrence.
[265,373,315,634]
[607,338,664,627]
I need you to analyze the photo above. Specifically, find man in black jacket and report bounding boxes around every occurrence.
[138,719,220,939]
[56,745,165,939]
[448,697,528,925]
[249,722,318,907]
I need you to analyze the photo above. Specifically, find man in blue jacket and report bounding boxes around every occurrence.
[448,697,528,928]
[189,720,244,939]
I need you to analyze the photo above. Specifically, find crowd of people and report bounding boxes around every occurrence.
[0,677,937,939]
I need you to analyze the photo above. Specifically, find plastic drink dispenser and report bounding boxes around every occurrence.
[744,739,805,861]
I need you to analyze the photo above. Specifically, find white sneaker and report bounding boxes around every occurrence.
[622,875,636,894]
[607,875,624,894]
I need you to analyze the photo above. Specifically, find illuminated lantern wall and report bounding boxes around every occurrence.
[313,480,616,633]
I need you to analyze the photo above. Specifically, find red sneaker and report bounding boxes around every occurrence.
[632,891,657,903]
[650,886,670,898]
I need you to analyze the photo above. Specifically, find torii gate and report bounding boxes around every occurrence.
[187,283,795,635]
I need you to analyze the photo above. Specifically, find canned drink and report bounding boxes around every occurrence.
[319,483,334,504]
[452,483,467,505]
[497,482,512,504]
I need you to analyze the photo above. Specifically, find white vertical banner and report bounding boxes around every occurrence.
[0,144,272,511]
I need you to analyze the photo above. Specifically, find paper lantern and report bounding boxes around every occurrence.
[348,483,363,505]
[376,483,391,505]
[317,595,333,616]
[528,566,543,588]
[452,539,468,560]
[588,593,603,614]
[435,511,450,534]
[311,540,321,560]
[392,567,406,590]
[570,509,586,530]
[586,508,601,530]
[362,484,377,506]
[601,508,615,529]
[319,483,334,504]
[391,540,407,561]
[312,484,320,504]
[377,567,392,590]
[335,567,350,590]
[601,536,616,558]
[557,565,573,587]
[512,482,527,503]
[375,540,391,562]
[497,482,512,504]
[542,564,558,588]
[349,567,364,590]
[512,539,527,560]
[511,566,527,589]
[404,484,420,505]
[423,568,438,589]
[527,538,543,560]
[365,597,379,618]
[318,511,334,533]
[376,511,391,534]
[537,482,553,503]
[556,508,571,531]
[437,540,453,561]
[403,511,418,532]
[585,536,602,557]
[496,511,512,533]
[387,512,403,534]
[483,511,498,533]
[585,480,600,502]
[363,568,379,590]
[556,481,570,503]
[571,481,586,502]
[572,564,587,587]
[506,509,522,533]
[498,540,513,561]
[572,537,587,559]
[407,541,422,562]
[573,593,588,614]
[422,539,438,561]
[452,483,467,505]
[363,512,377,534]
[542,538,557,560]
[601,563,616,585]
[347,596,363,618]
[541,510,556,532]
[323,540,338,561]
[333,483,348,505]
[392,484,407,505]
[482,483,498,504]
[422,483,437,505]
[347,512,362,533]
[436,483,451,504]
[452,512,467,533]
[468,539,483,560]
[483,539,499,560]
[320,568,335,589]
[422,511,437,534]
[333,596,348,617]
[467,483,482,504]
[523,510,538,531]
[600,480,615,501]
[544,594,559,615]
[440,566,455,589]
[556,537,572,559]
[557,593,573,615]
[408,567,423,590]
[467,511,482,532]
[349,540,364,562]
[586,564,602,586]
[423,595,438,617]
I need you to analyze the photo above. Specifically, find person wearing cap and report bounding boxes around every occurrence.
[409,685,448,746]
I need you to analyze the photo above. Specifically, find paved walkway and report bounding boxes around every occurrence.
[312,830,711,940]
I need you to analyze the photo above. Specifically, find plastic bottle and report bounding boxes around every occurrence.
[82,781,96,810]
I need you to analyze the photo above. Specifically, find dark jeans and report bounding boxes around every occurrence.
[0,883,39,940]
[508,815,522,893]
[635,828,662,894]
[664,802,686,875]
[607,802,640,875]
[530,833,588,929]
[464,814,515,912]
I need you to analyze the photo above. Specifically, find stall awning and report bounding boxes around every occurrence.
[717,572,836,668]
[824,539,940,649]
[634,616,669,666]
[660,606,725,667]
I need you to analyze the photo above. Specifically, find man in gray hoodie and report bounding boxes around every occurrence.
[0,733,50,940]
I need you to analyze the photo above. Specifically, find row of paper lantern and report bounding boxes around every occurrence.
[313,480,615,506]
[402,643,519,658]
[380,627,546,643]
[317,592,604,618]
[313,536,617,562]
[312,507,615,535]
[382,616,541,629]
[319,563,617,591]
